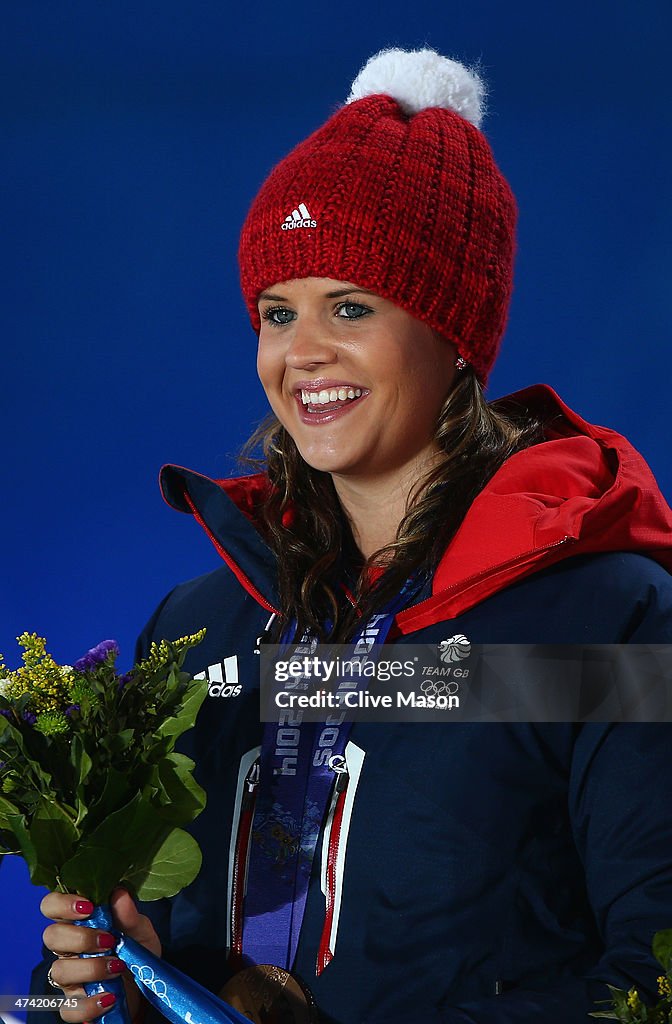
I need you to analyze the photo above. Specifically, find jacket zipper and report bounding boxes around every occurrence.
[229,758,260,969]
[316,760,350,975]
[398,536,574,619]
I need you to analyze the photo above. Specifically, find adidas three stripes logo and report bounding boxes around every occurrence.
[281,202,317,230]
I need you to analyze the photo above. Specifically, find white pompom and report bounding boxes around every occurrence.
[346,47,486,129]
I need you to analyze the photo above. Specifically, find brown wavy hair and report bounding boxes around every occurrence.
[243,369,545,642]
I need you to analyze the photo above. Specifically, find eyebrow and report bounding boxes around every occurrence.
[258,286,377,302]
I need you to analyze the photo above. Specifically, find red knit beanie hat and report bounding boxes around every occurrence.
[239,48,517,384]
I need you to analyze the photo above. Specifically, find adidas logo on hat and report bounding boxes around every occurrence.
[281,202,317,230]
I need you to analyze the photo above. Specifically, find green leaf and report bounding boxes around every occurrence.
[165,665,181,692]
[60,793,170,904]
[69,734,93,825]
[0,794,21,830]
[156,753,206,825]
[154,677,207,747]
[70,734,93,789]
[0,714,52,790]
[0,825,21,854]
[126,828,202,901]
[105,729,135,756]
[653,930,672,973]
[0,713,25,753]
[29,797,79,888]
[83,768,131,831]
[5,811,38,877]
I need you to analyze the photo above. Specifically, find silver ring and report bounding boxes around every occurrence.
[47,963,62,991]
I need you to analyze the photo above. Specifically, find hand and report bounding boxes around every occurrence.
[40,887,162,1022]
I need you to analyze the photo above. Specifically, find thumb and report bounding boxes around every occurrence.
[109,886,162,956]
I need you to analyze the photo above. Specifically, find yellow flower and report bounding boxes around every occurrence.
[137,630,206,674]
[626,987,641,1012]
[8,633,71,712]
[657,974,672,997]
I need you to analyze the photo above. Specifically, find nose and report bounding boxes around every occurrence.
[283,316,337,371]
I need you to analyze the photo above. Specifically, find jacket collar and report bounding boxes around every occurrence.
[160,465,278,613]
[160,385,672,628]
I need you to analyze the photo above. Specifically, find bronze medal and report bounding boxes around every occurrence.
[220,965,318,1024]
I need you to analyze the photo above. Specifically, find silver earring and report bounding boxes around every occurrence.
[455,356,468,370]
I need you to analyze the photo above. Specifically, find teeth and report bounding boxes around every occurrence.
[299,388,364,406]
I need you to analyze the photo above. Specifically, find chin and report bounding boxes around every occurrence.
[290,438,346,471]
[295,448,361,477]
[299,455,353,475]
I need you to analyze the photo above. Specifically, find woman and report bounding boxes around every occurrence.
[39,48,672,1024]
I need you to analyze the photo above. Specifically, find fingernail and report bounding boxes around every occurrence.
[107,958,125,974]
[96,933,116,950]
[75,899,94,915]
[97,994,116,1010]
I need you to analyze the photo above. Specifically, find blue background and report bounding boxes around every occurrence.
[1,0,670,1000]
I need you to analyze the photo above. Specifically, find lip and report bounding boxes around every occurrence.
[292,378,367,394]
[293,388,369,426]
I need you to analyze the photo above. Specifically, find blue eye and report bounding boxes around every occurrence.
[336,302,371,319]
[262,306,296,326]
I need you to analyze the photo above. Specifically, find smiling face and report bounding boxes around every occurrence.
[256,277,458,489]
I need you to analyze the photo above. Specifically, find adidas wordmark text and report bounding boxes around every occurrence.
[282,202,317,230]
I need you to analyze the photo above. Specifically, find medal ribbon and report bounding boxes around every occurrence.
[242,578,421,969]
[76,906,250,1024]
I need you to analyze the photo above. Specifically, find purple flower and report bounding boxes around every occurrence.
[0,709,12,720]
[21,710,37,725]
[74,640,120,672]
[117,672,132,691]
[65,704,80,717]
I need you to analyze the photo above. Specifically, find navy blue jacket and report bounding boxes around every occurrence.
[133,387,672,1023]
[32,387,672,1024]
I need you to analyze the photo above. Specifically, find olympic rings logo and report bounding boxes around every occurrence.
[420,678,459,698]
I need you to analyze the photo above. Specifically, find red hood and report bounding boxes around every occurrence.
[396,385,672,632]
[162,385,672,632]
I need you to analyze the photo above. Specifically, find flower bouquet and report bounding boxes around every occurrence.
[590,930,672,1023]
[0,630,224,1024]
[0,631,207,902]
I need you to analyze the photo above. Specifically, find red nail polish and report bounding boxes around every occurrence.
[75,899,94,915]
[107,958,125,974]
[97,994,116,1010]
[96,933,116,950]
